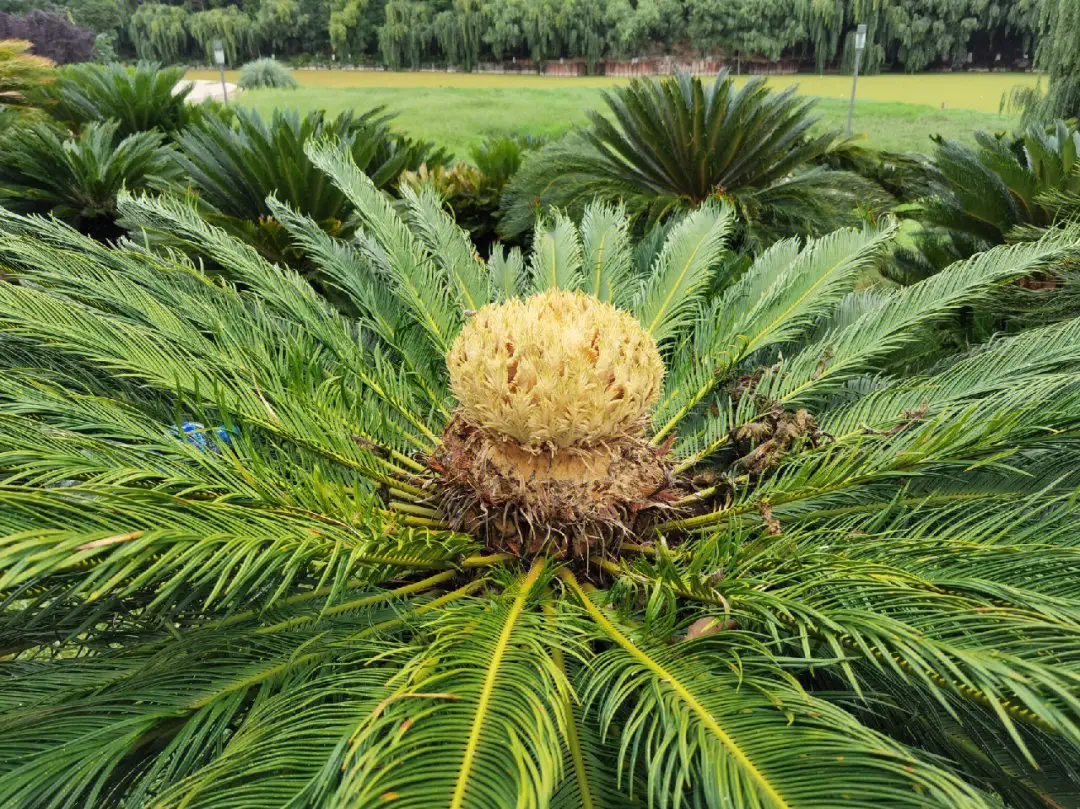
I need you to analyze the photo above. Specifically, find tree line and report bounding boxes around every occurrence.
[0,0,1052,74]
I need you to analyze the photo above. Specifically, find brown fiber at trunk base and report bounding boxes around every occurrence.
[429,414,682,558]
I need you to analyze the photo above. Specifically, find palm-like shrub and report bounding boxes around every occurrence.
[237,57,297,90]
[894,121,1080,283]
[500,70,885,246]
[0,38,53,113]
[0,119,178,238]
[34,61,193,137]
[170,107,448,266]
[2,139,1080,807]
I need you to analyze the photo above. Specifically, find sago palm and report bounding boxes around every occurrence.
[2,139,1080,808]
[894,120,1080,283]
[33,61,194,138]
[0,119,179,239]
[170,107,447,267]
[499,70,886,247]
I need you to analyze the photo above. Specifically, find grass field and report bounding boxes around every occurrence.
[188,69,1040,158]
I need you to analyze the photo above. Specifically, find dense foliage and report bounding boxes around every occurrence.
[0,119,177,237]
[500,71,884,246]
[0,0,1046,72]
[2,139,1080,806]
[894,120,1080,282]
[0,9,92,64]
[34,61,194,137]
[170,107,446,265]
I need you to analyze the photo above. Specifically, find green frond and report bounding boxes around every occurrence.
[578,201,634,307]
[741,562,1080,755]
[400,182,491,312]
[330,564,569,809]
[549,651,646,809]
[487,242,525,302]
[755,226,1080,413]
[632,201,733,345]
[564,572,994,809]
[306,135,462,357]
[821,310,1080,440]
[268,195,452,413]
[529,209,584,292]
[654,219,896,442]
[0,485,470,622]
[0,626,411,807]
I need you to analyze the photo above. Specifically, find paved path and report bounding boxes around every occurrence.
[174,79,239,103]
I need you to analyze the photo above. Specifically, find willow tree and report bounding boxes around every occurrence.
[187,7,258,67]
[256,0,304,58]
[686,0,802,62]
[613,0,687,56]
[887,0,1000,72]
[1038,0,1080,119]
[328,0,374,59]
[442,0,486,71]
[378,0,433,70]
[127,3,188,64]
[560,0,616,73]
[481,0,522,60]
[521,0,560,69]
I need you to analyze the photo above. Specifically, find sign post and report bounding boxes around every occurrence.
[846,24,867,136]
[213,39,228,104]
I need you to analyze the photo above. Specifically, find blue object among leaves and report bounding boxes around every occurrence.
[170,421,235,453]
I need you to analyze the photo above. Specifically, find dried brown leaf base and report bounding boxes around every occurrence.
[429,414,683,563]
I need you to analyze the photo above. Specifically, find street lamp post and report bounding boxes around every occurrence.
[213,39,228,105]
[846,24,867,136]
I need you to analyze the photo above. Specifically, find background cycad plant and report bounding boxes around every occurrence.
[167,106,448,267]
[0,119,178,238]
[399,135,541,252]
[33,61,195,137]
[893,120,1080,282]
[2,139,1080,808]
[499,70,886,247]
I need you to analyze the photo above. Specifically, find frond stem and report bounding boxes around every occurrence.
[388,500,440,518]
[460,553,516,568]
[349,577,488,640]
[543,599,595,809]
[674,433,731,473]
[619,541,658,557]
[399,515,450,530]
[449,559,546,809]
[673,485,720,507]
[254,570,457,634]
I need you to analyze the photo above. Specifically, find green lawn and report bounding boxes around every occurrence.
[189,69,1038,158]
